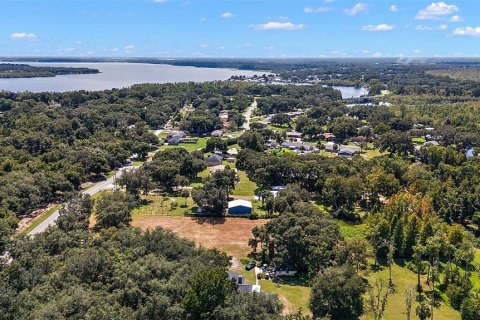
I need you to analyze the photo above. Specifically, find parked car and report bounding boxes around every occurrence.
[245,261,256,271]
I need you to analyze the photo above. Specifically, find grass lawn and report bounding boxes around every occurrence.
[232,170,257,197]
[132,195,197,216]
[234,260,311,315]
[361,262,460,320]
[160,137,208,151]
[337,220,368,239]
[22,203,61,235]
[361,148,384,159]
[157,131,168,139]
[412,137,426,144]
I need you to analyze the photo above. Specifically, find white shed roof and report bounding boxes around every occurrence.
[228,199,253,209]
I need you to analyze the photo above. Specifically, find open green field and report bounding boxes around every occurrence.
[132,195,197,216]
[159,137,208,151]
[232,170,257,197]
[412,137,426,144]
[361,262,460,320]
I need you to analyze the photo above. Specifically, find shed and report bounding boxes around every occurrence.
[228,199,253,215]
[205,154,223,167]
[338,146,361,157]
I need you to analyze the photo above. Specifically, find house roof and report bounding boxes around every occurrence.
[206,154,223,162]
[227,148,238,155]
[228,199,253,209]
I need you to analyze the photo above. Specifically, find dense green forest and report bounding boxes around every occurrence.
[0,63,99,78]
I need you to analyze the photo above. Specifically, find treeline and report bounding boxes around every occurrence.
[0,63,99,78]
[0,200,282,319]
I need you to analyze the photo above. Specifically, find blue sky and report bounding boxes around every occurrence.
[1,0,479,58]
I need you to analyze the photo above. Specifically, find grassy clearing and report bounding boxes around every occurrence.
[160,137,208,151]
[338,220,367,239]
[361,262,460,320]
[412,137,426,144]
[132,195,197,216]
[234,261,311,315]
[232,170,257,197]
[361,148,384,159]
[22,204,61,235]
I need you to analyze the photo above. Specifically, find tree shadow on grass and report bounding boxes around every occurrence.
[190,216,226,225]
[134,198,154,208]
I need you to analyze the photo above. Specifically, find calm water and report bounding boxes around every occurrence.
[332,86,368,99]
[0,62,265,93]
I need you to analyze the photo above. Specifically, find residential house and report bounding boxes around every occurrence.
[228,271,261,293]
[322,133,336,142]
[324,141,338,153]
[286,131,302,139]
[205,154,223,167]
[338,146,361,157]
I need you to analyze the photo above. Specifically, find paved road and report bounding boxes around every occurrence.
[242,99,257,131]
[27,166,135,236]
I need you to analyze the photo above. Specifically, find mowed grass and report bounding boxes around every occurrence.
[361,263,460,320]
[412,137,426,144]
[132,195,197,216]
[234,261,311,315]
[159,137,207,151]
[22,203,61,235]
[232,170,257,197]
[338,220,367,239]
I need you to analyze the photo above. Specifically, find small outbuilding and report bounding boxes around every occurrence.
[228,199,253,215]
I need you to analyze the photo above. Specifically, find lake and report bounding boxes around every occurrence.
[0,62,367,98]
[332,86,368,99]
[0,62,265,93]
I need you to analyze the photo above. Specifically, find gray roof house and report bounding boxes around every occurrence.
[167,130,187,139]
[228,271,261,293]
[338,146,361,157]
[211,130,223,137]
[205,154,223,167]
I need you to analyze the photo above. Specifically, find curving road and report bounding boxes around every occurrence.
[27,166,135,236]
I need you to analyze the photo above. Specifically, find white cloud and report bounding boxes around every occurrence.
[10,32,37,40]
[449,15,464,22]
[219,46,225,50]
[415,24,448,31]
[324,0,335,3]
[153,0,167,3]
[453,26,480,36]
[200,44,209,48]
[361,49,370,54]
[390,5,398,12]
[344,3,368,16]
[124,45,135,50]
[221,12,234,18]
[372,52,382,57]
[111,48,118,52]
[304,6,332,13]
[414,49,422,54]
[415,2,458,20]
[200,17,207,22]
[362,24,395,31]
[250,22,304,31]
[86,50,95,55]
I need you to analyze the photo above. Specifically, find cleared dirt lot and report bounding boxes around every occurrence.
[132,216,268,257]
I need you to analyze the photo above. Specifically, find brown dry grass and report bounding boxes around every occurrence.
[132,216,268,257]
